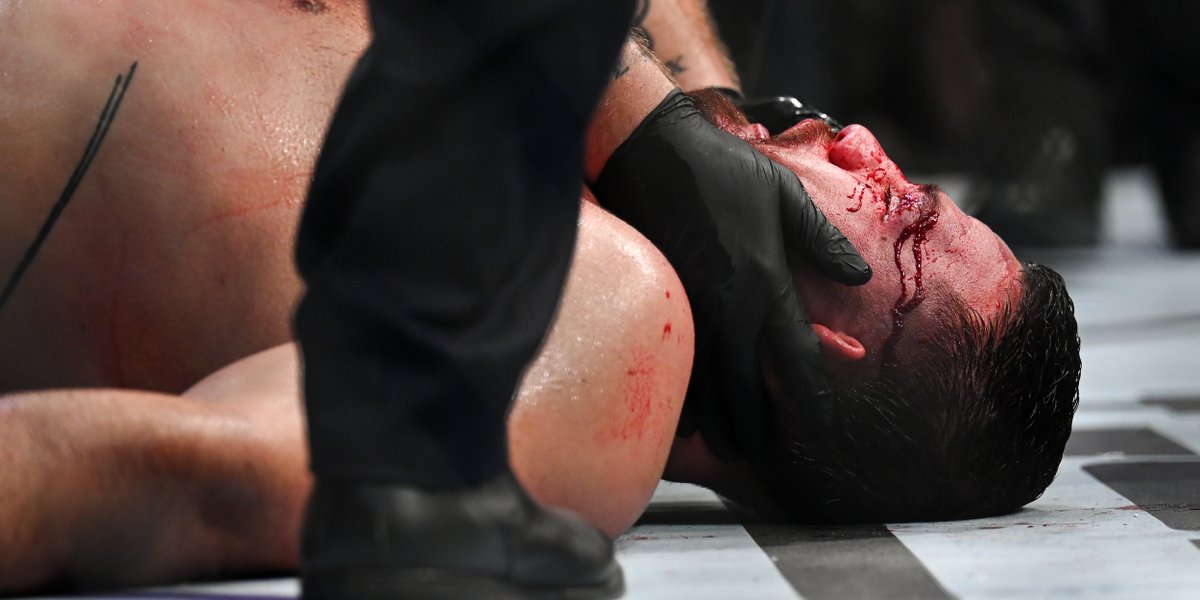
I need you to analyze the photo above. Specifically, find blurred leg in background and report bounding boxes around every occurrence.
[1112,1,1200,248]
[710,0,1119,248]
[968,0,1110,247]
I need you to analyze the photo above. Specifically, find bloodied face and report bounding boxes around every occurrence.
[755,120,1023,363]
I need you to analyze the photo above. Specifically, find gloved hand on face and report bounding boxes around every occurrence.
[593,89,870,465]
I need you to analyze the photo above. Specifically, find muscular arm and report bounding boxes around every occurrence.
[584,35,677,183]
[508,198,693,538]
[0,198,697,589]
[634,0,740,93]
[0,347,309,593]
[583,0,742,182]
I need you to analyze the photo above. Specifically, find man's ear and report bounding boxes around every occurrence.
[812,323,866,363]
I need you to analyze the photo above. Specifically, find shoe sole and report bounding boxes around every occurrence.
[302,566,625,600]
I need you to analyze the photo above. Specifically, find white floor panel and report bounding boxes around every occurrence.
[891,457,1200,600]
[617,482,802,600]
[617,523,801,600]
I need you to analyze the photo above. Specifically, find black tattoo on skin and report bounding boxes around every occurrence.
[665,55,687,76]
[0,62,138,317]
[613,55,630,79]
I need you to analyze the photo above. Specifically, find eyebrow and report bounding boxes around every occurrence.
[920,183,943,212]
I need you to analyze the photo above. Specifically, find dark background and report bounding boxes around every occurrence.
[709,0,1200,248]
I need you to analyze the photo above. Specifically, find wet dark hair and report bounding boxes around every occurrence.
[763,264,1080,523]
[687,89,1082,522]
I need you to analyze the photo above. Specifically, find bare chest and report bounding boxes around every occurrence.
[0,0,368,392]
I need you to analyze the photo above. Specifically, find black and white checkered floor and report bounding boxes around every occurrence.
[20,167,1200,599]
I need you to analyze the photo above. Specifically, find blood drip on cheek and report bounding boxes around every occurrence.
[846,183,867,212]
[845,169,890,213]
[884,210,940,348]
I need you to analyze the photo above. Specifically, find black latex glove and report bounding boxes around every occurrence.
[714,88,842,136]
[592,90,871,464]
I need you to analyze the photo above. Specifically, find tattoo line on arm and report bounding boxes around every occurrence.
[614,28,669,81]
[613,54,631,79]
[664,55,687,76]
[629,29,675,82]
[0,61,138,316]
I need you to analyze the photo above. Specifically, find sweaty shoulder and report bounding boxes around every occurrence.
[509,194,695,538]
[0,0,369,392]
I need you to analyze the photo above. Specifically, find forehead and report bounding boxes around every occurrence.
[930,198,1024,321]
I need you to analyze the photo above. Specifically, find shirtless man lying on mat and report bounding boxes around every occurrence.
[0,0,1080,593]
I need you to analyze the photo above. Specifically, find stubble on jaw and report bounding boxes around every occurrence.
[766,119,837,149]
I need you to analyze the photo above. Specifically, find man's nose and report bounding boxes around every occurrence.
[829,124,886,173]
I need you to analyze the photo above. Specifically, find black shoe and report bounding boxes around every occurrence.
[300,471,624,600]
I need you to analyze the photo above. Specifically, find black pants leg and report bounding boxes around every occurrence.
[294,0,634,487]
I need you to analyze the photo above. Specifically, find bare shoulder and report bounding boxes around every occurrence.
[508,195,695,537]
[576,191,682,296]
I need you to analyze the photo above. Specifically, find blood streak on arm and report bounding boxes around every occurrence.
[596,350,658,444]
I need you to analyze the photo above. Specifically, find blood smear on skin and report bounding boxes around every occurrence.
[884,209,940,348]
[597,350,657,444]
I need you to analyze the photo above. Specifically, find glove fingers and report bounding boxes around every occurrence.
[762,282,837,431]
[776,167,872,286]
